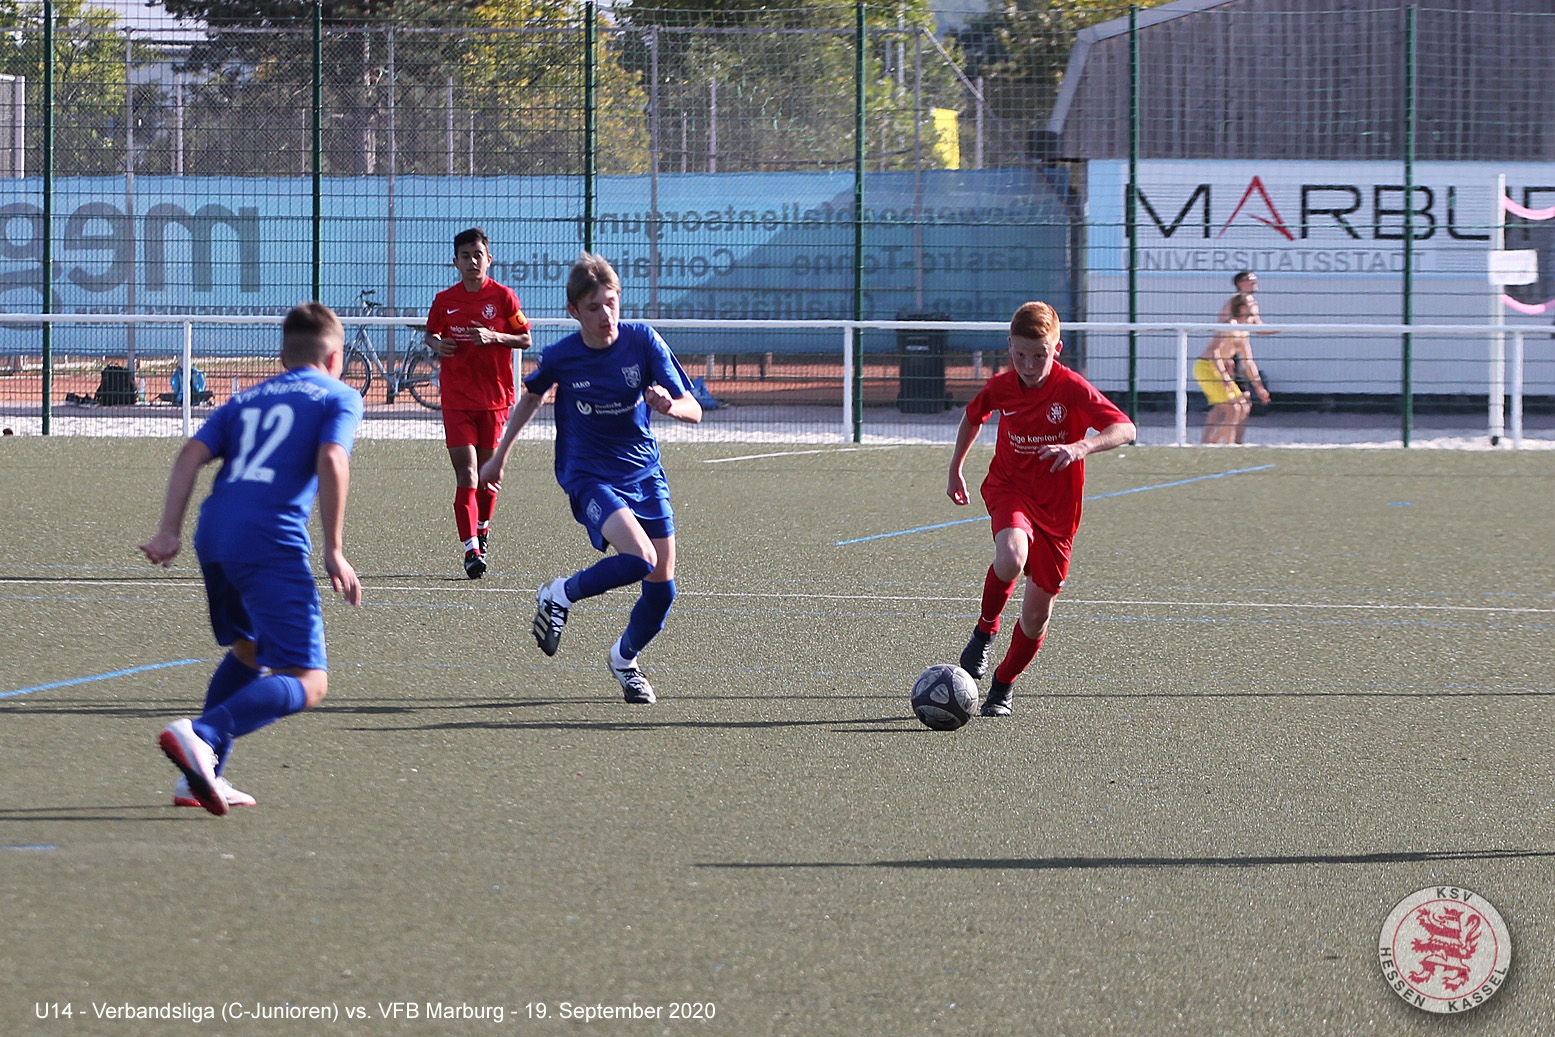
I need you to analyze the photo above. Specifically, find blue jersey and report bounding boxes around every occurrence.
[192,366,363,563]
[524,322,693,496]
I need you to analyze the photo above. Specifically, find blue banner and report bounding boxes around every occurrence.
[0,169,1072,356]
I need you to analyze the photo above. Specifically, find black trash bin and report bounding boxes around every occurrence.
[897,311,949,414]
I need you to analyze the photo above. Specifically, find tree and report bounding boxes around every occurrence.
[152,0,480,175]
[952,0,1172,166]
[613,0,964,173]
[461,0,647,175]
[0,0,132,176]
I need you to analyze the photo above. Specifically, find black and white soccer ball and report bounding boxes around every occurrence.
[910,664,979,731]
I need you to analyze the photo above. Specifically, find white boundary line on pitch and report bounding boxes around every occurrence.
[7,579,1555,615]
[702,445,905,464]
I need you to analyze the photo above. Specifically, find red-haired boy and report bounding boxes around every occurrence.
[947,301,1136,716]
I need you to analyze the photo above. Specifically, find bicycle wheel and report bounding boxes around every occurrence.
[340,346,372,399]
[403,349,441,410]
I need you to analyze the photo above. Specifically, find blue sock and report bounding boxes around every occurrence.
[204,651,260,712]
[621,579,676,659]
[202,653,258,775]
[192,674,308,748]
[565,553,654,602]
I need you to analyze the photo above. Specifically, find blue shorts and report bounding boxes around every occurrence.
[569,473,675,552]
[200,555,328,671]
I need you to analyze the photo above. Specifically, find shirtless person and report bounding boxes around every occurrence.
[1195,293,1269,444]
[1218,270,1261,322]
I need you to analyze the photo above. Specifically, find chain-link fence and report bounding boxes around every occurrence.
[0,1,1552,445]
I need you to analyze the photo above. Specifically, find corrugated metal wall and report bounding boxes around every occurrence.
[1059,0,1555,161]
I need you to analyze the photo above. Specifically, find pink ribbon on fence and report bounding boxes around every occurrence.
[1501,196,1555,221]
[1501,293,1555,315]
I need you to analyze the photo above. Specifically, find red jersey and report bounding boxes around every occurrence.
[425,279,531,411]
[966,362,1129,539]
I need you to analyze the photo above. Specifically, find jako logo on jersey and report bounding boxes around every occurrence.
[570,380,591,388]
[1047,402,1067,424]
[576,401,593,415]
[622,364,642,389]
[482,303,497,320]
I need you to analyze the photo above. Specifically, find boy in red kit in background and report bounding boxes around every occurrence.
[425,228,532,578]
[947,301,1136,717]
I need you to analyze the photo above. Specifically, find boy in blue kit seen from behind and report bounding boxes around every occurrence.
[480,253,702,704]
[140,302,364,816]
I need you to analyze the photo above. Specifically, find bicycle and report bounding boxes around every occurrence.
[340,289,441,410]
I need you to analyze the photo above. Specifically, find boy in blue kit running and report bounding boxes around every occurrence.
[139,303,363,816]
[480,254,702,704]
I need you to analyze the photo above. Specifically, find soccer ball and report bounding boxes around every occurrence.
[910,664,979,731]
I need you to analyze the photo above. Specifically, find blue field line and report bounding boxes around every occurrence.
[0,658,204,700]
[834,464,1277,546]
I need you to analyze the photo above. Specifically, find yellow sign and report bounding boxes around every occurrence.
[932,108,960,170]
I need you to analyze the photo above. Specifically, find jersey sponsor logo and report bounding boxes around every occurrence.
[621,364,642,389]
[1047,402,1068,424]
[1004,430,1065,454]
[1000,408,1019,416]
[446,308,461,315]
[1379,886,1511,1014]
[575,399,636,417]
[482,303,497,320]
[570,381,591,389]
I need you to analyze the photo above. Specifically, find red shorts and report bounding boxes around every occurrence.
[443,406,509,450]
[982,490,1073,594]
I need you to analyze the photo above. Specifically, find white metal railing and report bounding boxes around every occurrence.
[0,314,1538,446]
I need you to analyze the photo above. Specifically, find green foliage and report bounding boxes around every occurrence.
[951,0,1172,164]
[611,2,963,173]
[465,0,647,175]
[0,1,128,175]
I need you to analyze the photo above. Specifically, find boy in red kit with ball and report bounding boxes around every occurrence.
[425,227,532,578]
[947,301,1136,717]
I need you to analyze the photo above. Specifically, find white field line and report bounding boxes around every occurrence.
[702,445,905,463]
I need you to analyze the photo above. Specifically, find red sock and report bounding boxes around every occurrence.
[454,487,477,543]
[476,486,496,525]
[977,566,1018,635]
[993,624,1044,684]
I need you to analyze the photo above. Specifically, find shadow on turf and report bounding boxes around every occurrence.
[0,702,187,718]
[0,805,207,823]
[700,848,1555,871]
[354,714,918,733]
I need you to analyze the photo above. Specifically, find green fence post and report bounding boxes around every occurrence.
[40,0,52,434]
[852,1,865,444]
[311,0,323,301]
[1401,3,1416,447]
[1126,4,1138,423]
[584,1,596,253]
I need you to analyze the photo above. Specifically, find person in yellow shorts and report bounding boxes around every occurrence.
[1196,293,1269,444]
